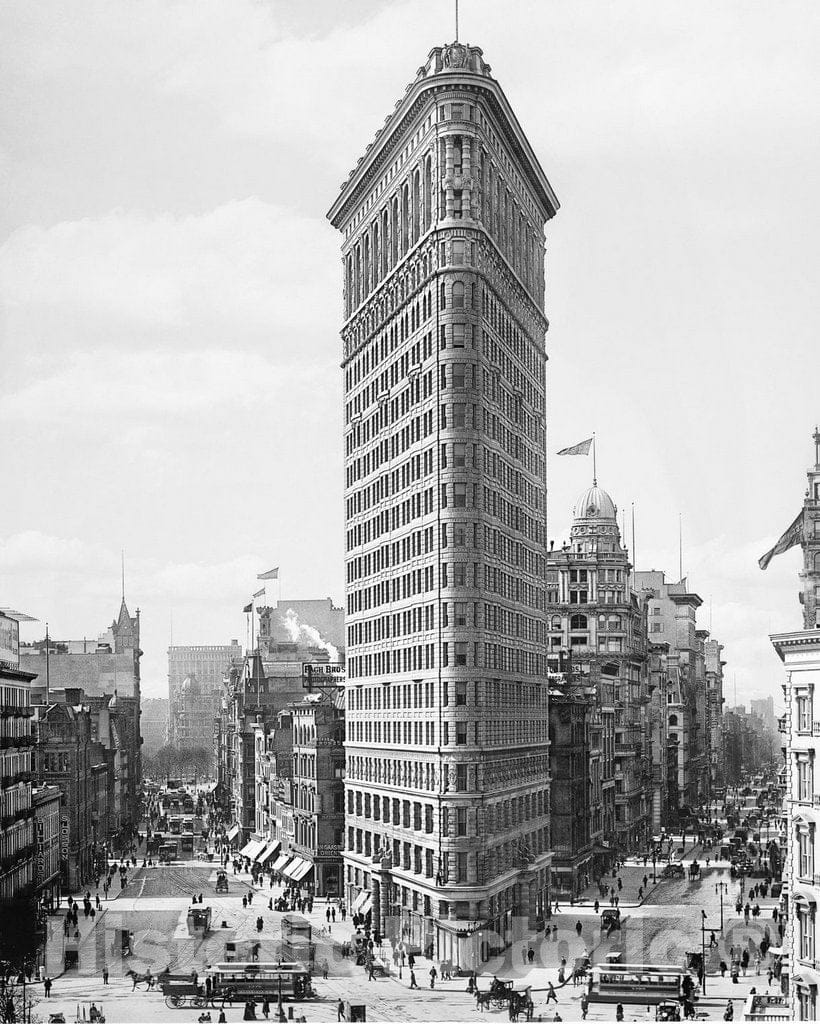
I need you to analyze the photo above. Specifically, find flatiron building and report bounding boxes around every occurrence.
[328,40,558,967]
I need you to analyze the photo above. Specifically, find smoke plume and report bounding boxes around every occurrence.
[280,608,340,662]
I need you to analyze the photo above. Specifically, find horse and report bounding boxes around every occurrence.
[474,990,492,1012]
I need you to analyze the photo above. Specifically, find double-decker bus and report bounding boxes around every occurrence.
[587,964,685,1005]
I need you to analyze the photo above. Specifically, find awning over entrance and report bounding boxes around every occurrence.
[291,858,313,882]
[282,857,307,880]
[257,840,281,865]
[272,854,292,874]
[226,825,240,843]
[360,895,373,916]
[352,890,370,913]
[239,838,265,860]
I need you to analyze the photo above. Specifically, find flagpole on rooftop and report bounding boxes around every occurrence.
[592,432,597,485]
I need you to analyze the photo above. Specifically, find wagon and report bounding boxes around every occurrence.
[159,974,207,1009]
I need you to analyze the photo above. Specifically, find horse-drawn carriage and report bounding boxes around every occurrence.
[476,979,533,1018]
[215,869,229,893]
[159,973,208,1009]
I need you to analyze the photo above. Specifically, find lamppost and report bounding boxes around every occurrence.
[700,910,708,995]
[715,881,729,932]
[652,850,657,884]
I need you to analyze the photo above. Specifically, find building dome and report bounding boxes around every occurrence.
[573,484,617,522]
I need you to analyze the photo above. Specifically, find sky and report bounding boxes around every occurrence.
[1,0,818,702]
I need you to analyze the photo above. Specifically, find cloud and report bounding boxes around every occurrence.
[0,198,339,359]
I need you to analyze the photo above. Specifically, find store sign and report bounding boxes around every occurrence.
[59,815,70,858]
[303,663,345,679]
[0,614,19,669]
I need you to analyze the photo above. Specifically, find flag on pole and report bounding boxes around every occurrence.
[253,588,265,600]
[257,568,279,580]
[759,511,804,570]
[556,437,594,456]
[242,602,253,613]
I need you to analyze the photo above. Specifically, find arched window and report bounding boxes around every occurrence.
[440,282,446,309]
[401,184,410,255]
[362,233,370,297]
[452,281,465,308]
[372,221,380,285]
[381,208,389,278]
[608,615,622,630]
[390,198,398,267]
[570,614,588,631]
[669,714,678,727]
[354,243,362,308]
[550,615,562,630]
[412,170,420,244]
[423,155,433,229]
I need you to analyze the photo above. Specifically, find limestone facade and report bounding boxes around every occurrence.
[328,41,558,966]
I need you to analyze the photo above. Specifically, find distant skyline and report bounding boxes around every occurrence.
[2,1,818,699]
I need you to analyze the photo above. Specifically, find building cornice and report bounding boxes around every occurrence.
[327,44,559,228]
[770,628,820,661]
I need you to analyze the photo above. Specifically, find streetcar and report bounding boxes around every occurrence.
[209,962,314,1001]
[158,841,178,864]
[587,964,685,1005]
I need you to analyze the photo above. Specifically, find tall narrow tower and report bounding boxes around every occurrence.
[800,428,820,629]
[328,41,558,965]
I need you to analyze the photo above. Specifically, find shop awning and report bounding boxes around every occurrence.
[272,854,292,874]
[360,895,372,916]
[226,825,240,842]
[291,858,314,882]
[257,840,281,865]
[282,858,305,880]
[239,839,265,860]
[352,890,370,913]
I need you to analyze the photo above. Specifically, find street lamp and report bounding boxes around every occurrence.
[715,881,729,932]
[700,910,708,996]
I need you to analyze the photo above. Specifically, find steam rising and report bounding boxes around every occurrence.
[280,608,340,662]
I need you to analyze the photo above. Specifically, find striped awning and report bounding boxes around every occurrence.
[226,825,240,842]
[352,890,369,913]
[281,858,305,880]
[290,858,313,882]
[257,840,281,865]
[271,853,292,874]
[239,839,265,860]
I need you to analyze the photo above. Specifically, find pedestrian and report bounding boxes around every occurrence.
[262,997,270,1019]
[218,1012,226,1024]
[643,875,648,889]
[337,998,346,1021]
[242,895,248,909]
[593,900,599,914]
[409,970,418,989]
[322,959,329,980]
[327,908,331,923]
[615,1003,624,1022]
[429,965,437,989]
[720,961,727,978]
[527,947,535,965]
[44,977,52,997]
[546,982,557,1004]
[575,921,582,938]
[553,899,561,913]
[638,887,643,900]
[724,1000,734,1021]
[332,906,336,922]
[617,877,622,892]
[580,993,589,1019]
[102,966,109,984]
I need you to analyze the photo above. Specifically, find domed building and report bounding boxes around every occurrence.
[546,481,651,895]
[170,672,219,753]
